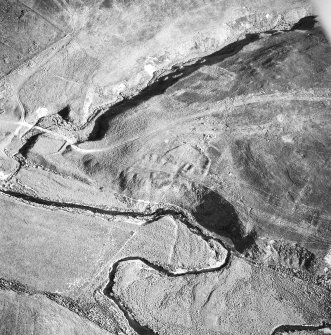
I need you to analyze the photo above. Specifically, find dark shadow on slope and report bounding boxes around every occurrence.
[58,105,71,121]
[18,133,40,157]
[291,15,317,31]
[87,33,260,141]
[86,16,318,143]
[193,191,256,253]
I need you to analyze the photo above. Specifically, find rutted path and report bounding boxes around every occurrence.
[72,89,331,154]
